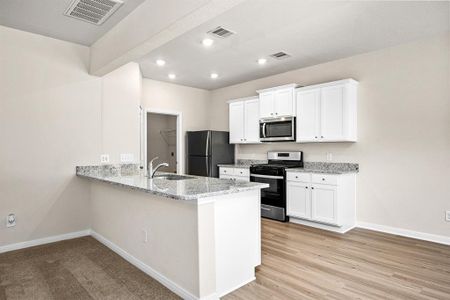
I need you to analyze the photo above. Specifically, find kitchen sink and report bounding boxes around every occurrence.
[152,174,195,180]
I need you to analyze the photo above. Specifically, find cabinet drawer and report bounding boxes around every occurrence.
[220,174,234,180]
[234,175,250,182]
[311,174,338,185]
[234,168,249,177]
[219,167,235,175]
[286,172,310,182]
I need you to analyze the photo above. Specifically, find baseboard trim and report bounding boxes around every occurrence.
[289,217,355,234]
[218,276,255,298]
[90,230,204,300]
[0,229,91,254]
[357,222,450,246]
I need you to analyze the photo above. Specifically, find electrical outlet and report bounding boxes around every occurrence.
[326,153,333,161]
[6,214,16,228]
[100,154,110,163]
[142,229,148,243]
[120,153,134,163]
[446,211,450,222]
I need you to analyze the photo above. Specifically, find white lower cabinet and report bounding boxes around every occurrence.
[286,181,311,219]
[219,167,250,182]
[311,184,338,225]
[287,172,356,232]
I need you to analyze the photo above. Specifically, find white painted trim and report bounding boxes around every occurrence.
[289,217,355,234]
[295,78,358,92]
[0,229,91,254]
[90,230,203,300]
[227,95,258,104]
[218,276,255,298]
[144,108,183,174]
[357,222,450,246]
[256,83,298,93]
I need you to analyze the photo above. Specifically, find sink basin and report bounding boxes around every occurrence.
[152,174,195,181]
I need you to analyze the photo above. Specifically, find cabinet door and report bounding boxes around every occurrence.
[229,102,245,143]
[274,88,294,117]
[244,99,260,143]
[320,85,345,141]
[311,184,338,225]
[296,89,320,142]
[259,92,274,118]
[287,182,311,219]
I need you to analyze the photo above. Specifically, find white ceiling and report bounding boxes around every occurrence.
[137,0,450,90]
[0,0,145,45]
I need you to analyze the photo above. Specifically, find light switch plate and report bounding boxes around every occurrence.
[6,214,16,228]
[120,153,134,163]
[446,210,450,222]
[100,154,110,163]
[326,153,333,161]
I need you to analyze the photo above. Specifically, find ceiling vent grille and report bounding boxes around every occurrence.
[208,26,235,38]
[270,52,291,60]
[64,0,123,25]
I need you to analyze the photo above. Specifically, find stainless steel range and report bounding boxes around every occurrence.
[250,151,303,222]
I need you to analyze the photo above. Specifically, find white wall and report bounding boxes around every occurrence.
[0,26,141,247]
[102,63,141,164]
[210,33,450,238]
[141,79,211,173]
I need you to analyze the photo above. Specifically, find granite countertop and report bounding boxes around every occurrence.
[76,164,268,201]
[217,159,267,168]
[286,162,359,174]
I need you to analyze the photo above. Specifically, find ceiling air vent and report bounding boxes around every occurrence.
[64,0,124,25]
[208,26,235,38]
[270,52,291,60]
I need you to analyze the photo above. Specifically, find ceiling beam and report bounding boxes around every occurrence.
[90,0,246,77]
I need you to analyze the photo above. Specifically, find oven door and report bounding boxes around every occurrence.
[260,117,295,142]
[250,173,287,221]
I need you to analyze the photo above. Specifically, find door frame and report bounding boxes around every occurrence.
[143,108,183,174]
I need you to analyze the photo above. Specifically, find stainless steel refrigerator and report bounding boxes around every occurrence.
[187,131,235,178]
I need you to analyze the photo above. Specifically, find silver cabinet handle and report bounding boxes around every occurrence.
[261,207,271,211]
[322,178,325,181]
[305,186,308,189]
[250,174,283,179]
[321,136,324,138]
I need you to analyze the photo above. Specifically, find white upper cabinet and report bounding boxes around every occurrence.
[296,79,358,143]
[257,84,297,118]
[244,99,260,143]
[296,89,320,141]
[229,101,245,143]
[228,97,260,144]
[258,92,275,118]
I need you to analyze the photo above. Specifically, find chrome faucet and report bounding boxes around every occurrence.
[148,156,169,178]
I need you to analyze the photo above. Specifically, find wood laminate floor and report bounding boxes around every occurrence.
[225,219,450,300]
[1,220,449,300]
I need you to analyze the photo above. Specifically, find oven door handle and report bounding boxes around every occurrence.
[250,174,283,179]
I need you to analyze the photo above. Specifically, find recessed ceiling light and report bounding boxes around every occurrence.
[156,59,166,66]
[202,38,214,47]
[168,73,176,79]
[210,73,218,79]
[257,58,267,65]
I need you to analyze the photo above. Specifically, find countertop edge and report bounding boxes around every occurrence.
[77,173,269,201]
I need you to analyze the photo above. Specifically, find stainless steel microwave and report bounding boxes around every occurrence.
[259,116,296,142]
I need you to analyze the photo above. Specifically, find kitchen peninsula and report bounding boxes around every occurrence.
[76,164,268,300]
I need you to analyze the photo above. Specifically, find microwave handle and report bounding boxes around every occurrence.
[262,123,267,138]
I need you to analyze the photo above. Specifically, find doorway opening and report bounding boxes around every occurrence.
[145,110,182,174]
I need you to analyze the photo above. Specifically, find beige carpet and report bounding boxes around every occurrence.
[0,236,180,300]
